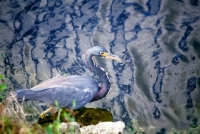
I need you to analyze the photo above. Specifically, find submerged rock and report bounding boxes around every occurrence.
[75,107,113,126]
[38,107,113,127]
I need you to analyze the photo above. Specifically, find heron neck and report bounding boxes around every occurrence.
[85,52,111,101]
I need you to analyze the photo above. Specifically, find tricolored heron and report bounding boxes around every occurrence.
[16,46,126,118]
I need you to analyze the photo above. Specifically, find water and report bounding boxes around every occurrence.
[0,0,200,133]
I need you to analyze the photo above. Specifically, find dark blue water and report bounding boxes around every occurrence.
[0,0,200,133]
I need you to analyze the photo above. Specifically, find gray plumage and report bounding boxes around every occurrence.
[17,75,98,109]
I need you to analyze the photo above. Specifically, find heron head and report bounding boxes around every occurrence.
[88,46,108,56]
[88,46,128,63]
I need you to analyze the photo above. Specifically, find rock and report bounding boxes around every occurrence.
[59,121,125,134]
[80,121,125,134]
[59,122,80,134]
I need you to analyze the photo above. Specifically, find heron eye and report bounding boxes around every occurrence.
[100,52,106,58]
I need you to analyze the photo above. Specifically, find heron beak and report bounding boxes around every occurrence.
[101,52,129,63]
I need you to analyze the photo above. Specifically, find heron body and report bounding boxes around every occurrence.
[16,46,124,118]
[17,75,99,109]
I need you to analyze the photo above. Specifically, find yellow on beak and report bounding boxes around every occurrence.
[100,52,129,63]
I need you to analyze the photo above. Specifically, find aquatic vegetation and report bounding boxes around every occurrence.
[0,87,78,133]
[0,74,7,101]
[0,105,79,133]
[0,103,45,134]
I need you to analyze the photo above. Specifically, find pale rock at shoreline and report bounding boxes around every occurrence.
[80,121,125,134]
[59,122,80,134]
[59,121,125,134]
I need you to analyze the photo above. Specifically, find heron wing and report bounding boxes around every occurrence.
[31,75,96,90]
[17,75,99,109]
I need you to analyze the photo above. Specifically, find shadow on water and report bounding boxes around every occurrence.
[0,0,200,133]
